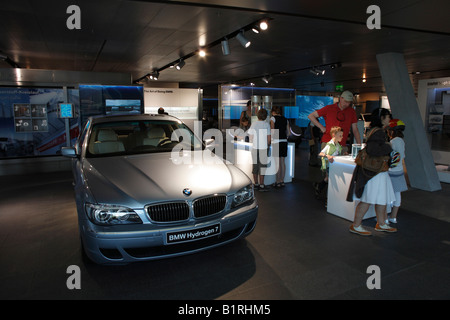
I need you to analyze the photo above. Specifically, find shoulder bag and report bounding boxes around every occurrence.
[354,127,390,174]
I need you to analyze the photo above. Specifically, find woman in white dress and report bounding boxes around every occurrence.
[347,108,397,236]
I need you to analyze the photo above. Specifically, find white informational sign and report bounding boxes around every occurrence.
[144,88,199,130]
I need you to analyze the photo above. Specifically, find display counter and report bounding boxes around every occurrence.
[231,141,295,185]
[327,155,376,221]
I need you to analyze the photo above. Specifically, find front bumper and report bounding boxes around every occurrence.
[79,204,258,264]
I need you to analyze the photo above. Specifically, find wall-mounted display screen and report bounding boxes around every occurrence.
[79,85,144,125]
[295,95,333,127]
[59,103,74,118]
[283,106,299,119]
[105,99,141,114]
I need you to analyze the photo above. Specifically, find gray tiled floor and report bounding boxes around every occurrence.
[0,146,449,300]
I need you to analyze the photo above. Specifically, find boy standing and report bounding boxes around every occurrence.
[314,126,343,199]
[248,108,271,191]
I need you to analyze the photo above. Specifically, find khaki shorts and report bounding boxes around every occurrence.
[251,148,268,174]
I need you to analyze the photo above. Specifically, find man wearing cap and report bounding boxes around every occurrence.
[308,90,361,152]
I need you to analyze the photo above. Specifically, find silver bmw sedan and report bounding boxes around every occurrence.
[62,114,257,264]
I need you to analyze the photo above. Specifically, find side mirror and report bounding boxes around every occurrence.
[61,147,78,158]
[204,138,215,150]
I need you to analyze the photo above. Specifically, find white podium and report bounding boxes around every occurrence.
[327,155,376,221]
[231,141,295,185]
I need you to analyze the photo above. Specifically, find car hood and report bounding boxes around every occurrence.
[82,150,250,207]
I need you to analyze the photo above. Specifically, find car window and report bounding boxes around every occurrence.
[85,120,203,157]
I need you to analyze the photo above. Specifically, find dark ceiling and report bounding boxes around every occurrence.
[1,0,449,95]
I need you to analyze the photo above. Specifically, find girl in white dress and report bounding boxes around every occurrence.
[386,119,407,224]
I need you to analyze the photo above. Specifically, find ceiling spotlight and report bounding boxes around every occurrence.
[310,68,325,76]
[262,75,272,84]
[252,25,260,33]
[236,31,251,48]
[198,49,206,57]
[330,62,342,69]
[175,59,185,70]
[153,71,159,80]
[259,20,268,31]
[221,39,230,55]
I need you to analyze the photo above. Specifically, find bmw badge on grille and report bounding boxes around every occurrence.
[183,188,192,196]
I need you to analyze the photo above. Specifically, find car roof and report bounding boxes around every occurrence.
[88,113,180,124]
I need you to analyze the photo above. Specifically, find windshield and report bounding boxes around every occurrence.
[86,119,203,157]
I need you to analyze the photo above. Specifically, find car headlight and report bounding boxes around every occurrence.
[231,184,254,208]
[85,203,142,225]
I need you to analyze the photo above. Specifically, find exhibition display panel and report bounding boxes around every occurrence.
[327,155,376,221]
[418,77,450,182]
[0,87,80,158]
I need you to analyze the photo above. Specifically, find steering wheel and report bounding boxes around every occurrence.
[157,137,172,147]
